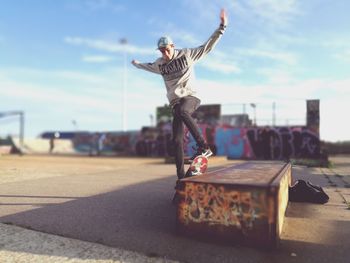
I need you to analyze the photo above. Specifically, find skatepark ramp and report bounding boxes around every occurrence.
[175,161,291,248]
[11,137,76,155]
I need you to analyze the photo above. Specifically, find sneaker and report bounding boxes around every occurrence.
[189,146,213,163]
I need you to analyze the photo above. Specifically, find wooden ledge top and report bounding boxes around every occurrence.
[182,161,291,187]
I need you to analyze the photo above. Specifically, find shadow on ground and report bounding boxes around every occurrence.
[0,163,349,263]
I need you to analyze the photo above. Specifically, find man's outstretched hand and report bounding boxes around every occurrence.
[131,60,140,65]
[220,9,228,26]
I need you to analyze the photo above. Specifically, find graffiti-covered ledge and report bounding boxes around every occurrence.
[175,161,292,248]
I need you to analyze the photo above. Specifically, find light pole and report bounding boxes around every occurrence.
[120,38,128,132]
[272,101,276,127]
[250,103,257,126]
[72,120,78,131]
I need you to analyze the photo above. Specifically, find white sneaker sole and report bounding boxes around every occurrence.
[202,149,213,158]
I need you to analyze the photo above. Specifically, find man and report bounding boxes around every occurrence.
[131,9,228,179]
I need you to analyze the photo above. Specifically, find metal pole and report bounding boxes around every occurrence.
[254,107,256,126]
[19,111,24,150]
[123,49,127,131]
[120,38,128,132]
[272,101,276,127]
[250,103,256,126]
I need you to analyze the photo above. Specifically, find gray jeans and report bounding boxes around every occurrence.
[172,96,207,179]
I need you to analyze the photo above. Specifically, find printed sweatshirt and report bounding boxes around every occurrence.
[133,24,226,106]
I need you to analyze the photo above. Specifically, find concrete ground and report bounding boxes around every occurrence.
[0,154,349,263]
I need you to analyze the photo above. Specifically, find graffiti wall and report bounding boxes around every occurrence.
[134,126,173,157]
[184,125,320,160]
[52,124,320,159]
[177,182,268,231]
[71,131,140,156]
[245,126,320,160]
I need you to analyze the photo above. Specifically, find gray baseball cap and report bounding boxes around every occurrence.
[157,36,173,48]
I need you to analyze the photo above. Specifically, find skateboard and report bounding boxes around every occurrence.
[173,151,212,204]
[185,150,212,177]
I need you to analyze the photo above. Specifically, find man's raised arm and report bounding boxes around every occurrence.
[188,9,228,62]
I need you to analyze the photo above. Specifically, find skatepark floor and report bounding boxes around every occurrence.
[0,154,349,263]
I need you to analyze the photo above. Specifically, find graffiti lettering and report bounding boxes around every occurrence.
[178,182,268,230]
[71,125,320,159]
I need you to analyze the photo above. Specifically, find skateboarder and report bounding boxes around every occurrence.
[131,9,228,179]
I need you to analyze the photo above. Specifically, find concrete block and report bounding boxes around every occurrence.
[176,161,292,248]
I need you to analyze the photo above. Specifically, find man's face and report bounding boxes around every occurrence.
[159,44,174,61]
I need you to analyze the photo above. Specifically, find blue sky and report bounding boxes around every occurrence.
[0,0,349,142]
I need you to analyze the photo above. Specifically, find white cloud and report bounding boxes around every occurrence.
[237,48,298,65]
[0,79,118,112]
[180,0,301,30]
[82,55,114,63]
[255,77,350,103]
[333,49,350,63]
[1,65,349,141]
[197,76,350,141]
[65,37,157,56]
[244,0,301,27]
[249,0,299,16]
[180,0,220,25]
[147,17,201,46]
[257,68,295,85]
[322,38,350,49]
[319,78,350,96]
[66,0,125,13]
[0,66,165,135]
[198,55,241,74]
[85,0,125,12]
[321,98,350,142]
[319,38,350,63]
[0,67,108,86]
[65,35,242,74]
[271,33,307,46]
[197,79,267,104]
[0,66,164,105]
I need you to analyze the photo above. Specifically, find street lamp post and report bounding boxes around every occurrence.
[120,38,128,132]
[250,103,257,126]
[72,120,78,131]
[272,101,276,127]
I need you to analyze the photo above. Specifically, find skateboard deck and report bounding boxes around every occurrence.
[173,151,212,204]
[186,150,212,177]
[173,158,209,204]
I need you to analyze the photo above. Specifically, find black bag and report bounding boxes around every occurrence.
[289,180,329,204]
